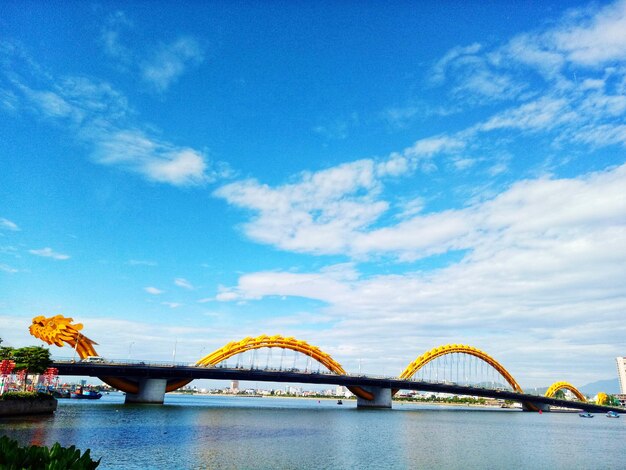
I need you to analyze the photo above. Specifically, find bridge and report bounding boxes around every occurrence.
[30,315,625,413]
[52,360,624,413]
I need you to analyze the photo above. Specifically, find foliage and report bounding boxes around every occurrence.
[11,346,51,374]
[0,346,14,361]
[396,395,488,405]
[0,435,100,469]
[0,391,55,401]
[605,394,621,407]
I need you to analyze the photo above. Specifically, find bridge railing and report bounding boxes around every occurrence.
[50,357,558,398]
[52,357,399,379]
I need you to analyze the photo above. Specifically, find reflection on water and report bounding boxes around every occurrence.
[1,394,624,469]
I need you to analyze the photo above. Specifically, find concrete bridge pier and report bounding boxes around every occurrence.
[356,386,392,409]
[124,378,167,404]
[522,401,551,412]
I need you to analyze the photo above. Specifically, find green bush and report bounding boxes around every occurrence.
[0,435,100,469]
[0,392,55,401]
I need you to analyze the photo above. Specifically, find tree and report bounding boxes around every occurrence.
[0,346,14,361]
[11,346,51,390]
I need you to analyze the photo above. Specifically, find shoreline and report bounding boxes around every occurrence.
[167,392,510,409]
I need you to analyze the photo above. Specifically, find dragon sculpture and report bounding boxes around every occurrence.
[30,314,99,358]
[29,314,193,393]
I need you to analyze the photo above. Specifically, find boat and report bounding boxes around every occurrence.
[579,412,594,418]
[606,411,620,418]
[51,389,71,399]
[337,399,343,405]
[71,387,102,399]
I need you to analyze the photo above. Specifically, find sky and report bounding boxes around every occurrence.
[1,0,625,389]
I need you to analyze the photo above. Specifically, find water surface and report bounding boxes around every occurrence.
[1,394,623,469]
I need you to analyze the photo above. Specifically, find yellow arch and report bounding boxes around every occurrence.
[399,344,524,393]
[196,335,346,372]
[195,335,373,400]
[544,381,586,402]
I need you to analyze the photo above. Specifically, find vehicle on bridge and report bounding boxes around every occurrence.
[81,356,105,363]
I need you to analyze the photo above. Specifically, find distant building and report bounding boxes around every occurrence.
[230,380,239,394]
[617,357,626,394]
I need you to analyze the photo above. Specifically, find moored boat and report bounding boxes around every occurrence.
[579,412,594,418]
[71,387,102,399]
[606,411,620,418]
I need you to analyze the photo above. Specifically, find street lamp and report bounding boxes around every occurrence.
[73,332,81,362]
[128,342,135,363]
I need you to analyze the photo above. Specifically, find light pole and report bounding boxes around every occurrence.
[128,342,135,363]
[172,339,178,365]
[72,332,81,362]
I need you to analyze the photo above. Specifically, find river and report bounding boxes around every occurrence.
[1,393,624,469]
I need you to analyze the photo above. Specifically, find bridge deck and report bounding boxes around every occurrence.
[52,361,624,413]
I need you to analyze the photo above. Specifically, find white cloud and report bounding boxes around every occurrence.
[216,139,626,259]
[221,163,626,310]
[100,12,203,93]
[162,301,182,309]
[145,148,207,185]
[144,286,164,295]
[551,0,626,66]
[430,43,483,84]
[422,1,626,154]
[100,11,133,64]
[141,37,204,92]
[381,104,421,129]
[95,130,209,185]
[215,159,391,254]
[478,97,572,133]
[217,269,352,303]
[28,247,70,260]
[313,113,359,140]
[0,218,19,231]
[403,135,466,159]
[25,89,74,118]
[1,46,223,187]
[174,278,194,290]
[0,263,18,273]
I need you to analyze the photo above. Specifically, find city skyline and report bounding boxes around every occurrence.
[1,1,625,387]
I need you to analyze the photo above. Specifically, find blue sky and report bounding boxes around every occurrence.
[1,1,625,388]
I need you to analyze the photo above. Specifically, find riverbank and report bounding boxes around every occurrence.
[0,393,57,417]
